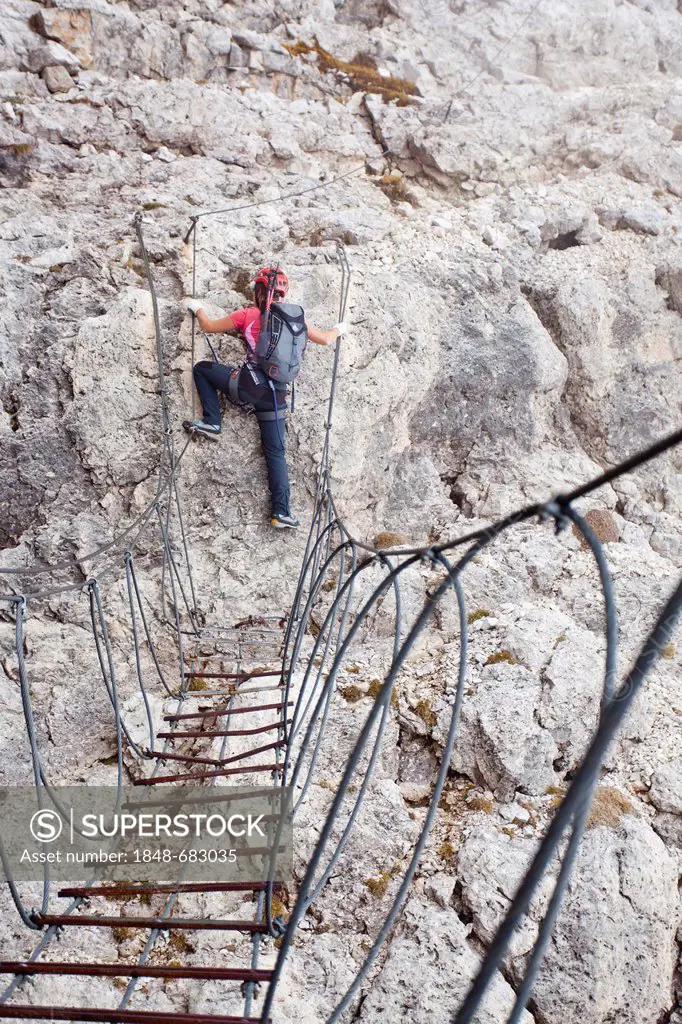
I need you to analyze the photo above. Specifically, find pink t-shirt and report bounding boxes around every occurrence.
[230,306,261,353]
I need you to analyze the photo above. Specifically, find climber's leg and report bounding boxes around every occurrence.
[192,360,236,426]
[256,415,291,519]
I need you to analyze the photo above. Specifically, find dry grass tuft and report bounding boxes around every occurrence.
[367,678,399,709]
[413,698,437,729]
[340,684,363,703]
[270,896,288,919]
[367,678,383,699]
[468,794,495,813]
[437,841,456,863]
[168,932,195,955]
[485,650,519,667]
[376,173,417,205]
[125,256,146,278]
[587,787,634,829]
[364,863,400,899]
[438,778,474,815]
[284,40,420,105]
[545,784,567,813]
[467,608,491,624]
[373,530,410,549]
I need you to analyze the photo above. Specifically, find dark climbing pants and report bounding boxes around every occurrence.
[193,360,291,517]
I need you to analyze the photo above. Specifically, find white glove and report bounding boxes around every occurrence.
[186,298,204,315]
[334,321,347,337]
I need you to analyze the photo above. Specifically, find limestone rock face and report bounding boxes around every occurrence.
[451,662,559,800]
[357,897,534,1024]
[1,0,682,1020]
[63,288,162,486]
[651,760,682,815]
[459,818,678,1024]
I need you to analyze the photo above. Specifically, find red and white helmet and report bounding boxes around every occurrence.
[254,266,288,298]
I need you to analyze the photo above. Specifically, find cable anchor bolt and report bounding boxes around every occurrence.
[541,499,572,535]
[270,914,288,938]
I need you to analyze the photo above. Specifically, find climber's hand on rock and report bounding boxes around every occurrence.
[186,298,204,315]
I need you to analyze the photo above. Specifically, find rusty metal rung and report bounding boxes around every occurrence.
[122,788,278,811]
[185,671,281,681]
[57,881,281,898]
[135,762,282,786]
[157,720,291,740]
[216,740,285,766]
[184,656,279,666]
[204,619,283,630]
[164,702,292,723]
[0,962,273,982]
[193,643,282,652]
[150,741,285,768]
[178,685,283,699]
[0,1007,265,1023]
[147,750,227,767]
[31,914,268,933]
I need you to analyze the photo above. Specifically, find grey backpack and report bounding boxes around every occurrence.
[255,302,308,384]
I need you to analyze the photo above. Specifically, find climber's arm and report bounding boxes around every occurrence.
[185,299,237,334]
[307,322,346,347]
[196,310,236,334]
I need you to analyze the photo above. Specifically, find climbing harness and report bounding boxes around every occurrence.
[239,361,287,446]
[225,366,254,416]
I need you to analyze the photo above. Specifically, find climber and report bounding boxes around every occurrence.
[182,267,345,530]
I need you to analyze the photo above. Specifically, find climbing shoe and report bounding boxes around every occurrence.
[183,419,220,440]
[271,512,300,530]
